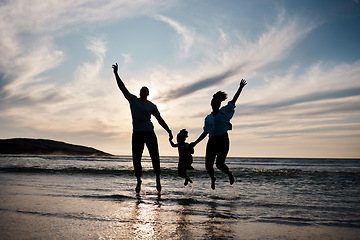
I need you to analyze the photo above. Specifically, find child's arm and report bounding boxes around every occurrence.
[169,137,178,148]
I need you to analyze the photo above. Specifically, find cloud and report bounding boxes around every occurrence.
[155,14,195,56]
[250,87,360,111]
[155,10,317,101]
[0,0,178,131]
[226,59,360,154]
[161,68,239,99]
[69,38,106,97]
[0,38,65,111]
[121,53,133,67]
[0,36,133,138]
[0,1,148,136]
[0,0,177,95]
[244,60,360,111]
[0,0,176,34]
[1,1,359,157]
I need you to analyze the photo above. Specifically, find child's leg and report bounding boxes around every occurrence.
[179,167,193,186]
[187,173,193,183]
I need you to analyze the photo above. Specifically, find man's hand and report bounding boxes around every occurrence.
[240,79,247,88]
[112,63,118,74]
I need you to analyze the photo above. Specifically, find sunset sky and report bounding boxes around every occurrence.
[1,0,360,158]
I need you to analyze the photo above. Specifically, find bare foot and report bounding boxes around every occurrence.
[135,179,142,193]
[229,172,235,185]
[184,177,193,186]
[184,179,188,186]
[211,177,216,190]
[156,175,161,192]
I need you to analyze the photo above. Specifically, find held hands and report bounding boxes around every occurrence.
[112,63,118,74]
[240,79,247,88]
[168,132,175,147]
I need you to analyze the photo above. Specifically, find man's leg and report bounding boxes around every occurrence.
[145,131,161,192]
[132,132,145,193]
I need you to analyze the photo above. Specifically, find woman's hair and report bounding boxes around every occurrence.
[213,91,227,102]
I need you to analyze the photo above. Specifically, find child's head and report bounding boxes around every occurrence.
[177,129,188,143]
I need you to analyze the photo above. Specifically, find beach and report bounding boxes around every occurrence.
[1,155,360,239]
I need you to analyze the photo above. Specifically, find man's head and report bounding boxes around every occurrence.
[140,86,149,99]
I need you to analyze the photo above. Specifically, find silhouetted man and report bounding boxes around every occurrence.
[112,63,172,193]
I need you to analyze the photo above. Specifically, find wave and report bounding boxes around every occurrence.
[0,166,135,175]
[1,165,359,179]
[1,156,359,184]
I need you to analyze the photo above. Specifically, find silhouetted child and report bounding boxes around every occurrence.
[169,129,194,186]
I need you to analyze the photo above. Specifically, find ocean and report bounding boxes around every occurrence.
[0,155,359,239]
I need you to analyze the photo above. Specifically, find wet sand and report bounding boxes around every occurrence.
[1,175,359,240]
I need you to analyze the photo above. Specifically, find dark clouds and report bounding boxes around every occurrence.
[250,87,360,110]
[155,67,241,101]
[0,90,68,111]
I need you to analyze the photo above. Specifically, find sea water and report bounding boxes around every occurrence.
[0,155,359,239]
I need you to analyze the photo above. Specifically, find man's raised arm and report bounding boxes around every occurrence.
[112,63,131,100]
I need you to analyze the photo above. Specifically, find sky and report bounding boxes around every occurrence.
[1,0,360,158]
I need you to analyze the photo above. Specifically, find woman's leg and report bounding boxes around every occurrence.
[215,136,234,184]
[205,138,217,189]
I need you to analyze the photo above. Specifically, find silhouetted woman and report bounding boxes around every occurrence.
[191,79,247,189]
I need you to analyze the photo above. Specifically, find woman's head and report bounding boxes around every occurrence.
[211,91,227,111]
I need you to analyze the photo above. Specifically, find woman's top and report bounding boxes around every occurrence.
[203,102,235,138]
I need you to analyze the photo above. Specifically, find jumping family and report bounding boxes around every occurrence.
[112,63,247,193]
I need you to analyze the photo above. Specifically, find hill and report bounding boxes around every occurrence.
[0,138,112,156]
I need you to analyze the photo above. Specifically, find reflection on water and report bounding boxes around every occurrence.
[174,198,195,239]
[205,199,236,239]
[127,191,241,239]
[131,194,162,240]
